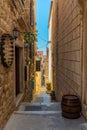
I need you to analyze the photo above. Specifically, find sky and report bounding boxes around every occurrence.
[36,0,51,54]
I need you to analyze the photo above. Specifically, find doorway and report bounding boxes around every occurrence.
[15,46,23,96]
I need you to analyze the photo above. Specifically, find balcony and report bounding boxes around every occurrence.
[10,0,30,32]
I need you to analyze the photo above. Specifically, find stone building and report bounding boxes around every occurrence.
[37,50,48,87]
[45,48,49,86]
[48,1,53,90]
[34,50,48,94]
[24,0,37,102]
[34,51,42,94]
[49,0,87,119]
[0,0,36,126]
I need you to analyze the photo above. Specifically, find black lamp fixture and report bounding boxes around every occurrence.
[12,27,19,40]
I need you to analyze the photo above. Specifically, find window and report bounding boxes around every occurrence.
[36,61,40,71]
[30,0,34,27]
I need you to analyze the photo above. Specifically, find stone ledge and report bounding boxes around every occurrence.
[14,110,61,115]
[15,93,24,107]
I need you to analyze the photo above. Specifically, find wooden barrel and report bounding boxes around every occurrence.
[61,95,81,119]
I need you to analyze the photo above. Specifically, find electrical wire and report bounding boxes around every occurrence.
[36,34,49,49]
[38,35,48,43]
[38,46,47,49]
[37,42,48,49]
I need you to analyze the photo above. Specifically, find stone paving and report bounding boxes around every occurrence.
[3,94,87,130]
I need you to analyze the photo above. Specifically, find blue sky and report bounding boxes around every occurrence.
[36,0,51,54]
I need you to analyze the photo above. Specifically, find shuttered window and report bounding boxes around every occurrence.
[30,0,34,27]
[36,61,40,71]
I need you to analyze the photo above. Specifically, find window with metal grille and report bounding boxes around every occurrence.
[36,60,40,71]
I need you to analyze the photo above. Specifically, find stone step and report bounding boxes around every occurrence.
[14,110,61,115]
[18,102,61,111]
[33,94,51,103]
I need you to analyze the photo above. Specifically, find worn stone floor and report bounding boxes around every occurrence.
[3,94,87,130]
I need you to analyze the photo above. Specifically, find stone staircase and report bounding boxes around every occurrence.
[32,93,51,103]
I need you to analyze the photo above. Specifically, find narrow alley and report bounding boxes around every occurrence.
[3,93,86,130]
[0,0,87,130]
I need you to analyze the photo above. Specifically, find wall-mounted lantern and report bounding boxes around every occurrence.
[12,27,19,40]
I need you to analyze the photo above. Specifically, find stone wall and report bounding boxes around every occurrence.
[52,0,83,101]
[0,0,31,127]
[51,0,58,91]
[81,1,87,119]
[0,64,15,127]
[0,1,15,126]
[24,0,37,101]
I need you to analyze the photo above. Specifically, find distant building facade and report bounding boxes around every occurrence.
[34,50,48,94]
[37,50,48,87]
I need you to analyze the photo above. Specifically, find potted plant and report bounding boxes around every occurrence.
[46,82,51,94]
[50,90,56,101]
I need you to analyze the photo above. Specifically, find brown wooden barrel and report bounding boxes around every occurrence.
[61,95,81,119]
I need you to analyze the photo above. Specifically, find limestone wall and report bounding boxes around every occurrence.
[0,0,30,126]
[51,0,58,91]
[52,0,83,101]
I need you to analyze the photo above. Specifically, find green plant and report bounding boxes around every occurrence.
[46,83,51,91]
[25,58,33,65]
[24,32,37,44]
[50,90,55,97]
[50,90,56,101]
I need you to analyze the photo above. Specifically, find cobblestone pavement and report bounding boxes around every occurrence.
[3,94,87,130]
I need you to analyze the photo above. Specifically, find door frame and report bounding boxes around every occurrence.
[14,45,24,106]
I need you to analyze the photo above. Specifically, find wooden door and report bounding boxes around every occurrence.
[15,47,20,96]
